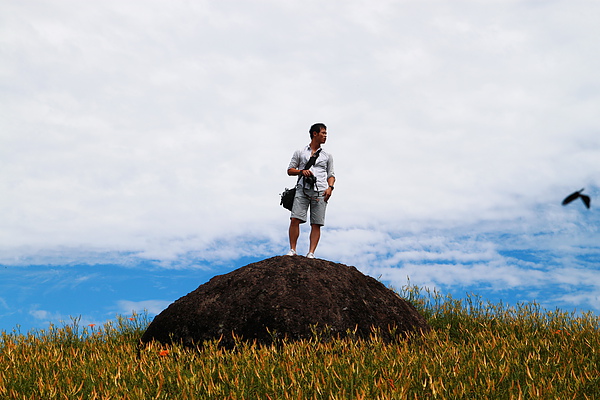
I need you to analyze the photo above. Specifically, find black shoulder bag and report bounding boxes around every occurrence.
[280,149,322,211]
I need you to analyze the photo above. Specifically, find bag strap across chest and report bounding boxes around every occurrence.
[296,148,322,185]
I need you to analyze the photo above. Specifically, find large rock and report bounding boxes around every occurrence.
[141,256,430,348]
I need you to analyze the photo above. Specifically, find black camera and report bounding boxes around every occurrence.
[304,174,317,188]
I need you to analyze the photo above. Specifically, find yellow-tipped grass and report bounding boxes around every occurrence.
[1,288,599,399]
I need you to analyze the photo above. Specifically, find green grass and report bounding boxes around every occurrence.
[1,286,599,399]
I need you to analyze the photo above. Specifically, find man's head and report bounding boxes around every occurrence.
[309,123,327,139]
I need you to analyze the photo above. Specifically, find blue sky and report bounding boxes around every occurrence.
[1,0,600,333]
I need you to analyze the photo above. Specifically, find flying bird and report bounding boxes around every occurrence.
[562,188,591,209]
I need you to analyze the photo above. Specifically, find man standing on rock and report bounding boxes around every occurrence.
[286,123,335,259]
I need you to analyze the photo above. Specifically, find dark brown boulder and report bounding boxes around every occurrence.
[141,256,430,348]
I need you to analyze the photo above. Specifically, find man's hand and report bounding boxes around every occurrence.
[324,187,333,202]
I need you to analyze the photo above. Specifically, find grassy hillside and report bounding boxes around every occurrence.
[1,286,599,399]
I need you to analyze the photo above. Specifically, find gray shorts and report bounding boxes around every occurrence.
[290,185,328,225]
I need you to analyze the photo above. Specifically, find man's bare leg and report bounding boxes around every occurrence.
[288,218,301,254]
[308,224,321,255]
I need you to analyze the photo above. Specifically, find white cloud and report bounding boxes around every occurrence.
[1,1,599,315]
[29,308,66,325]
[116,300,172,316]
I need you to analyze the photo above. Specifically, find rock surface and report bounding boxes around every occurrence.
[141,256,430,348]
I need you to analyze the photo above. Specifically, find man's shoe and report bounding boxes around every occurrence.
[286,249,297,256]
[306,252,315,259]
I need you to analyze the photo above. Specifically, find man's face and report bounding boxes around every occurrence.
[314,128,327,144]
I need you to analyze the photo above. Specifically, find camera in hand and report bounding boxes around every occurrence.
[304,174,317,188]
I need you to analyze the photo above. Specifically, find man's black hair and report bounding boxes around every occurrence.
[309,123,327,139]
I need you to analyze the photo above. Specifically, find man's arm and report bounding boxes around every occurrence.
[287,150,312,177]
[288,168,313,177]
[324,176,335,202]
[324,153,335,202]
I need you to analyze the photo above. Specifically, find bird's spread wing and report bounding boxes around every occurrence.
[580,194,591,209]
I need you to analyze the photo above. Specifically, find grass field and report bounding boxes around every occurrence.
[1,285,599,399]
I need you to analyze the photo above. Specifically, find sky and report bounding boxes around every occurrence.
[1,0,600,333]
